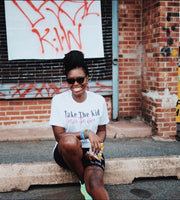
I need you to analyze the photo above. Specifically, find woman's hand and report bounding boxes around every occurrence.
[88,130,102,154]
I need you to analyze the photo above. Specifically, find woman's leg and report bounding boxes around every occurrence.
[58,134,84,183]
[84,165,110,200]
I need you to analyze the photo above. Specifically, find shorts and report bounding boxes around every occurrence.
[53,144,105,171]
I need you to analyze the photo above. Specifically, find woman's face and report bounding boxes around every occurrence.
[67,67,88,100]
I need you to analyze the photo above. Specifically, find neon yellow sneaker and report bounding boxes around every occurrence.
[80,182,92,200]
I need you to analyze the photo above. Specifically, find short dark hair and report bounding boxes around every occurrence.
[63,50,89,76]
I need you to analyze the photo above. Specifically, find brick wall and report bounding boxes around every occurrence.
[141,0,179,139]
[118,0,179,139]
[0,99,51,127]
[118,0,142,117]
[0,96,112,128]
[1,0,179,140]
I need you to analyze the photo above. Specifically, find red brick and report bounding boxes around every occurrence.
[24,101,38,105]
[25,116,38,120]
[39,115,50,119]
[9,101,23,105]
[38,100,51,105]
[11,116,24,120]
[0,102,9,106]
[29,106,42,110]
[42,105,51,109]
[32,120,44,123]
[0,116,10,121]
[0,107,14,111]
[6,111,20,115]
[14,106,28,110]
[34,110,48,114]
[4,121,17,126]
[21,111,34,115]
[0,112,6,116]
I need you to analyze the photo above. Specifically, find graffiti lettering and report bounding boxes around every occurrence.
[8,83,68,99]
[0,82,112,99]
[161,12,178,58]
[11,0,100,54]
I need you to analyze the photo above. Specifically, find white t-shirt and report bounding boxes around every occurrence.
[49,90,109,148]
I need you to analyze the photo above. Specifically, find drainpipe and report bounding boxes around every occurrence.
[112,0,119,120]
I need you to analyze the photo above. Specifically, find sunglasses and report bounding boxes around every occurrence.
[66,76,85,84]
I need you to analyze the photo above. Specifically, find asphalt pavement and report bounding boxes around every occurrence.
[0,177,180,200]
[0,137,179,164]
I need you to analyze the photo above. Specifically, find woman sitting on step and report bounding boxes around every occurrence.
[49,50,110,200]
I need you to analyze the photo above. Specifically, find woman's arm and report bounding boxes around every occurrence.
[52,126,81,142]
[96,124,107,142]
[52,124,107,152]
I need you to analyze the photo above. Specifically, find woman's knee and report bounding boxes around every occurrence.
[87,181,104,196]
[58,135,80,154]
[86,175,109,200]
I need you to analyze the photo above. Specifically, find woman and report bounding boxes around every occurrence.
[49,50,110,200]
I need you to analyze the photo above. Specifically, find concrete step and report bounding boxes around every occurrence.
[1,156,180,192]
[107,119,152,138]
[0,119,152,142]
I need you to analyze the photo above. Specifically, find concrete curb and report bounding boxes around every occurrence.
[0,156,180,192]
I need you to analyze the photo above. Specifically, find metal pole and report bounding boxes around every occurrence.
[112,0,119,120]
